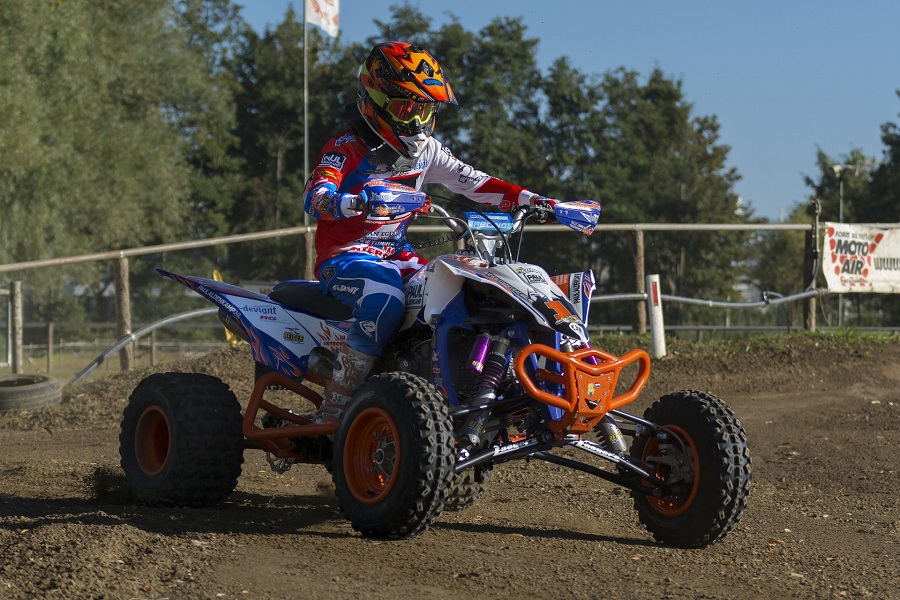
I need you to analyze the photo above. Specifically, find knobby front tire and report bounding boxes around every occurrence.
[332,372,455,539]
[630,390,751,548]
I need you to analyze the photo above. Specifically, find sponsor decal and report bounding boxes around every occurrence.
[493,438,540,457]
[311,166,341,181]
[318,322,346,352]
[570,439,625,463]
[241,304,277,315]
[422,78,442,86]
[457,172,485,186]
[259,315,276,321]
[571,272,583,305]
[406,282,425,306]
[569,322,588,340]
[331,283,360,295]
[359,320,377,336]
[198,285,238,315]
[283,328,305,344]
[451,255,488,268]
[320,266,336,283]
[319,152,347,170]
[431,346,443,392]
[524,272,545,284]
[334,132,355,146]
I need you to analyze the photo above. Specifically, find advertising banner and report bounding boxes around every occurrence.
[822,222,900,293]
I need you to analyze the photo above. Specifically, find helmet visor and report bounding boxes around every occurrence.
[384,98,437,127]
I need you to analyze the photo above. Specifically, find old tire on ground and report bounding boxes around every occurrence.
[0,374,62,413]
[444,465,492,512]
[630,390,751,548]
[332,372,454,539]
[119,372,244,507]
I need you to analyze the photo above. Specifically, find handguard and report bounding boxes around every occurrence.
[554,200,601,236]
[513,344,650,434]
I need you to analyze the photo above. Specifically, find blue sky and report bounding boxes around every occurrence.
[238,1,900,221]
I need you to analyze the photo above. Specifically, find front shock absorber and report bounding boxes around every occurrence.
[460,334,511,447]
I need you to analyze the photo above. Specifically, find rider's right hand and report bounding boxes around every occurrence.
[339,189,368,216]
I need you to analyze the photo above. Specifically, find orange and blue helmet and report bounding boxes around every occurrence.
[358,41,457,158]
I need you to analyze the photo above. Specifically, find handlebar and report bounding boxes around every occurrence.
[426,203,535,237]
[427,203,469,236]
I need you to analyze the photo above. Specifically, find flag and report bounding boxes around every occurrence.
[306,0,339,38]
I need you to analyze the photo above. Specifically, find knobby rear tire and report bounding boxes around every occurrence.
[332,372,455,539]
[119,372,244,507]
[630,390,751,548]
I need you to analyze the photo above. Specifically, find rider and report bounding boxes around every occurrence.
[304,41,559,427]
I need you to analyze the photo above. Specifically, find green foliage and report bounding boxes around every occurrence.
[591,330,898,363]
[3,0,898,335]
[0,0,244,324]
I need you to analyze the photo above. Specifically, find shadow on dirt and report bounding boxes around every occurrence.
[0,465,348,538]
[432,520,658,547]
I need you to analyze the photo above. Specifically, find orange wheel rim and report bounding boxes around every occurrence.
[343,407,400,505]
[642,425,700,516]
[134,406,171,477]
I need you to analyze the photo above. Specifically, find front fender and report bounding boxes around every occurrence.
[423,257,589,343]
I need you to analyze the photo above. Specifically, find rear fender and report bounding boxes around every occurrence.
[158,269,324,378]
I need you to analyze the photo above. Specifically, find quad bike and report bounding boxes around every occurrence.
[119,183,751,547]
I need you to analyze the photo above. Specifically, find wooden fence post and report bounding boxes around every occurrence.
[804,202,820,332]
[113,256,133,371]
[47,322,54,374]
[303,229,316,280]
[11,281,23,374]
[632,229,647,334]
[803,230,817,332]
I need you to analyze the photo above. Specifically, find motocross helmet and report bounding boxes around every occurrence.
[358,41,457,159]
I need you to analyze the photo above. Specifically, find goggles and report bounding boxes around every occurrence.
[383,97,437,127]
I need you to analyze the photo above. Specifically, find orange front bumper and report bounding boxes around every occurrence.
[513,344,651,435]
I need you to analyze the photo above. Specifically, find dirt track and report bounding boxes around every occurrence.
[1,336,898,599]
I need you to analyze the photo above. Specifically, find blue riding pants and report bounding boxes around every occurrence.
[317,253,409,356]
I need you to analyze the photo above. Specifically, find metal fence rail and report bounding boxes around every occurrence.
[2,219,897,375]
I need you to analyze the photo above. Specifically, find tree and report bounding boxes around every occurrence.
[174,0,247,241]
[0,0,229,324]
[539,67,748,325]
[229,8,355,280]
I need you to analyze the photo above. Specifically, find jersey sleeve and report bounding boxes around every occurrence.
[303,133,366,221]
[426,142,538,211]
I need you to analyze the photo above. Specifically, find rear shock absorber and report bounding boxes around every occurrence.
[460,334,511,447]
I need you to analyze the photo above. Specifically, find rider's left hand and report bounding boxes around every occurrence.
[530,196,558,223]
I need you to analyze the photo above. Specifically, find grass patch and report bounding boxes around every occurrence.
[590,330,899,360]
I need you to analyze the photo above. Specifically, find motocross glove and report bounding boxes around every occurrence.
[530,196,558,224]
[338,189,368,217]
